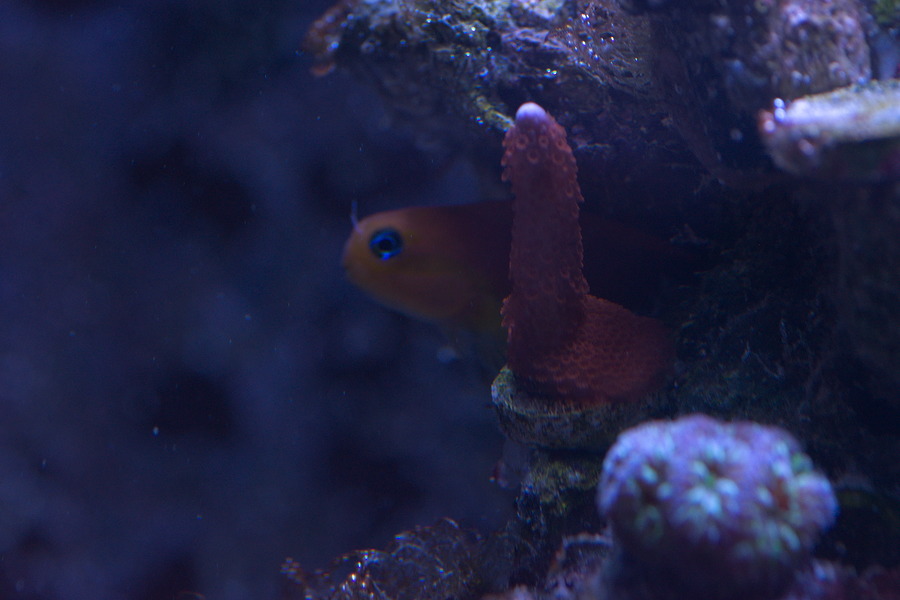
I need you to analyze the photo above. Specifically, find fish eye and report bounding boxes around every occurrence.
[369,228,403,260]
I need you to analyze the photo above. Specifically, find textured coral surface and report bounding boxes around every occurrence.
[599,415,838,599]
[501,104,672,406]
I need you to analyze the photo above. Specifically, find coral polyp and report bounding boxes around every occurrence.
[598,414,838,600]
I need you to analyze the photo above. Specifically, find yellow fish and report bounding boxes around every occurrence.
[343,201,512,335]
[342,200,700,337]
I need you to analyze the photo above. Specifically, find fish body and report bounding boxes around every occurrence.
[342,200,697,333]
[342,201,511,333]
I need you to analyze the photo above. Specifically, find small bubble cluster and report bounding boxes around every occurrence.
[598,414,837,599]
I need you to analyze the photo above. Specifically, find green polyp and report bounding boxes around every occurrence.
[715,478,739,499]
[638,463,658,486]
[778,523,801,553]
[790,452,812,473]
[634,505,665,544]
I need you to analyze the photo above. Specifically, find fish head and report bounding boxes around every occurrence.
[342,205,505,330]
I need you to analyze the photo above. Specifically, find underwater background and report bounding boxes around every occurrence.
[0,1,512,597]
[3,0,900,598]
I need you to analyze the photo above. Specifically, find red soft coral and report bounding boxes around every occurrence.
[501,102,672,406]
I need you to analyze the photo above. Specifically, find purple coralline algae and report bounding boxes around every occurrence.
[598,414,838,600]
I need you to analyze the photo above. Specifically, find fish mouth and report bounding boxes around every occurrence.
[339,240,357,278]
[341,259,361,288]
[340,241,374,291]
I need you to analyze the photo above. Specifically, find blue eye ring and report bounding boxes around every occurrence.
[369,228,404,260]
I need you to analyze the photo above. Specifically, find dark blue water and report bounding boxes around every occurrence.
[0,2,510,597]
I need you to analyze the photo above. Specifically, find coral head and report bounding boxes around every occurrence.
[598,415,838,600]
